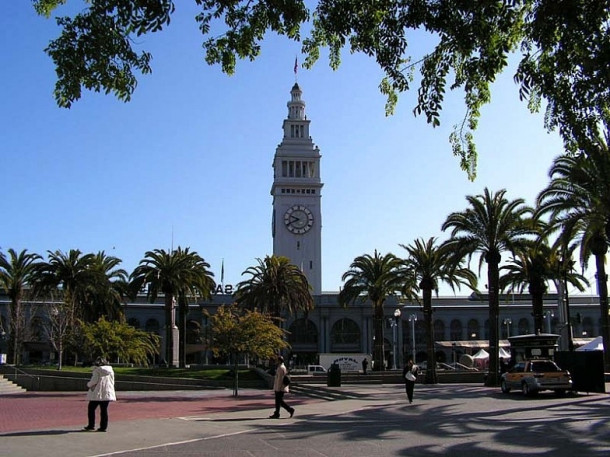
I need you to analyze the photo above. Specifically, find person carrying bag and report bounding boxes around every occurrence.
[402,358,419,404]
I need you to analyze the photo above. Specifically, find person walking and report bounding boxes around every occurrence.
[269,355,295,419]
[402,358,419,404]
[83,357,116,432]
[362,358,369,375]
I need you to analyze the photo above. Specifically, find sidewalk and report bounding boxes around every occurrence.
[1,384,608,457]
[0,388,315,434]
[0,385,384,457]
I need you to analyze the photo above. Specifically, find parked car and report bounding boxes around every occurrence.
[501,359,572,396]
[307,365,327,375]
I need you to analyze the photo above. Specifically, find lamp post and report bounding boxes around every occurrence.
[392,309,400,369]
[0,331,7,365]
[503,318,512,338]
[544,311,554,334]
[408,314,417,363]
[562,257,575,351]
[452,342,457,366]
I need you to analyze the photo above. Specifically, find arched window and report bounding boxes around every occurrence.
[450,319,462,340]
[29,316,45,341]
[581,316,595,337]
[550,317,560,334]
[518,318,530,335]
[467,319,480,340]
[330,318,360,351]
[186,320,201,344]
[415,320,426,345]
[127,318,140,329]
[434,319,446,340]
[145,318,160,334]
[288,318,318,345]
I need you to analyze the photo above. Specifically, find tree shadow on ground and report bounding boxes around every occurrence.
[248,385,609,457]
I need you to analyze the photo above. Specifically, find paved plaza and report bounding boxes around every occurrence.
[1,383,609,457]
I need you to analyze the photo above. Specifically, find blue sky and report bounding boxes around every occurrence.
[1,3,597,296]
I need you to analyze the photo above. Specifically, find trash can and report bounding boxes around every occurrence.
[327,363,341,387]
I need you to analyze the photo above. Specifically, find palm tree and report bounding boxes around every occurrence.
[234,255,314,319]
[175,249,215,367]
[536,135,610,369]
[442,188,534,386]
[34,249,97,324]
[129,247,215,367]
[400,238,477,383]
[84,251,129,323]
[499,240,588,333]
[339,250,405,371]
[33,249,97,368]
[0,249,42,364]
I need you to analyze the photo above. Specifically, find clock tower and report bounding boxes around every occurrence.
[271,83,323,294]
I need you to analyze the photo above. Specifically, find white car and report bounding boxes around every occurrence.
[307,365,327,375]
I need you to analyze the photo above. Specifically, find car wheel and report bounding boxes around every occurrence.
[554,389,566,396]
[522,382,530,396]
[501,380,510,393]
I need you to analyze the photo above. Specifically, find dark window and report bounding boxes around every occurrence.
[531,361,559,372]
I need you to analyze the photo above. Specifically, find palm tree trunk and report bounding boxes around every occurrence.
[178,296,187,368]
[594,253,610,371]
[486,260,501,387]
[164,294,174,367]
[423,287,437,384]
[531,290,545,334]
[373,303,385,371]
[10,299,21,365]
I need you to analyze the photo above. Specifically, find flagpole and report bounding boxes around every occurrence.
[221,258,225,288]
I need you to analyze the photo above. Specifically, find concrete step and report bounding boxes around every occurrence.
[0,374,27,395]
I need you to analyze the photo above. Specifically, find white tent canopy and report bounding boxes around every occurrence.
[471,348,510,359]
[473,349,489,359]
[576,336,604,351]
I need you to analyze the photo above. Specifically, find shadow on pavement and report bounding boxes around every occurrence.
[0,429,76,437]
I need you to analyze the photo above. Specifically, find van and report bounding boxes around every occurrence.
[307,365,327,375]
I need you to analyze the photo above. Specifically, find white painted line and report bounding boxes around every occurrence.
[87,429,252,457]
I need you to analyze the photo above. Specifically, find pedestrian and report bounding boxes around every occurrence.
[362,358,368,375]
[83,357,116,432]
[500,357,508,374]
[269,355,295,419]
[402,358,419,404]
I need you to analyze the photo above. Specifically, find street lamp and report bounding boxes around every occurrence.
[544,311,554,334]
[408,314,417,363]
[452,342,457,366]
[391,309,401,369]
[562,257,575,351]
[503,318,512,338]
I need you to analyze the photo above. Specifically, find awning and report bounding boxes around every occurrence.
[435,340,510,349]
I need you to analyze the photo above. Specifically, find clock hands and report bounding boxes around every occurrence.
[284,205,313,233]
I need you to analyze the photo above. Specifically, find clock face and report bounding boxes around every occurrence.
[284,205,314,234]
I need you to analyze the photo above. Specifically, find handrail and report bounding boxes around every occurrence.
[8,365,40,389]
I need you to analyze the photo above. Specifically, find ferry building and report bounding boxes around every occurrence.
[0,83,604,368]
[120,83,603,368]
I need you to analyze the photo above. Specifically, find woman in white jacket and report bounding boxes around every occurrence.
[83,357,116,432]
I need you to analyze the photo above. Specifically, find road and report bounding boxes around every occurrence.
[1,384,609,457]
